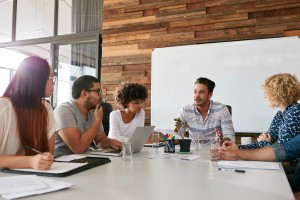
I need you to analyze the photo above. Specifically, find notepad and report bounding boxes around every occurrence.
[217,161,280,170]
[13,162,88,174]
[2,157,111,177]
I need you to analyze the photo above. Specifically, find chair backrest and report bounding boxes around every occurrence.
[226,105,232,116]
[102,102,113,136]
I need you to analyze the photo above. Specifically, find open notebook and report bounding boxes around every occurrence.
[1,157,111,177]
[90,126,155,156]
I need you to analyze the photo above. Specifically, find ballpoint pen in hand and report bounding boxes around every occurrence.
[25,145,56,161]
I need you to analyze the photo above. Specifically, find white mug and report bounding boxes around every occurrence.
[241,137,252,145]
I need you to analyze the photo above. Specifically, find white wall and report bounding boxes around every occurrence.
[151,36,300,133]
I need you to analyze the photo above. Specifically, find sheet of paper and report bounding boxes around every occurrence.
[217,160,280,170]
[0,175,47,195]
[14,162,88,174]
[146,154,199,161]
[1,176,73,200]
[55,154,86,162]
[154,129,182,139]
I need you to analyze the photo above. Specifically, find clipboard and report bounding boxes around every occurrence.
[1,157,111,177]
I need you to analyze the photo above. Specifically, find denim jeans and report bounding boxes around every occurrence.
[272,135,300,192]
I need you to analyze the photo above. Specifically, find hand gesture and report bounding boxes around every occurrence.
[30,152,54,170]
[257,132,271,142]
[110,138,122,150]
[220,141,239,160]
[215,128,223,145]
[93,104,103,123]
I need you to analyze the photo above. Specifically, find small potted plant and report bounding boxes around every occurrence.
[174,117,191,152]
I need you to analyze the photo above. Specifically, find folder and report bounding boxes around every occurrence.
[1,157,111,177]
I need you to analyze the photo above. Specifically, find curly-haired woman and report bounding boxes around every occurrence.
[239,73,300,149]
[108,83,148,141]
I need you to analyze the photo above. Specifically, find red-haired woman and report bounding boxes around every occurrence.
[0,56,56,170]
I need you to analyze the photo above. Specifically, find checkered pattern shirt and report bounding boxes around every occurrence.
[179,100,235,142]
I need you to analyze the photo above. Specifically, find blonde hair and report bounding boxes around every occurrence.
[263,73,300,107]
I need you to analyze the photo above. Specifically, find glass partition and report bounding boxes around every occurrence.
[55,43,97,107]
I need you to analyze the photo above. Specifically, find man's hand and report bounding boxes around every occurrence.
[215,128,225,145]
[93,104,103,124]
[30,153,54,170]
[220,141,239,160]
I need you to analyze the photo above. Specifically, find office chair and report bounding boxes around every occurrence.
[226,105,232,116]
[102,102,113,136]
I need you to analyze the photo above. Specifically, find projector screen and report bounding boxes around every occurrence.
[151,36,300,133]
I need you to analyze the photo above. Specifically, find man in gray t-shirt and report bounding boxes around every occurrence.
[54,75,122,157]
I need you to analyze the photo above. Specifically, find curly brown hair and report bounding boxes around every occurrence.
[114,82,148,108]
[262,73,300,107]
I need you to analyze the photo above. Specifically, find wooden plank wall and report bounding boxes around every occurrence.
[102,0,300,126]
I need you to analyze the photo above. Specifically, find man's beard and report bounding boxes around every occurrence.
[86,100,96,110]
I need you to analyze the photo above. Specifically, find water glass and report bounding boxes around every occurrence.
[193,132,201,153]
[210,141,220,161]
[152,131,160,148]
[122,138,133,161]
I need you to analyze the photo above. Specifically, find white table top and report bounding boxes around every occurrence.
[0,145,295,200]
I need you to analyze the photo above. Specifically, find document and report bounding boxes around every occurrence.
[0,175,72,200]
[217,160,280,170]
[146,154,199,161]
[0,175,46,195]
[14,162,88,174]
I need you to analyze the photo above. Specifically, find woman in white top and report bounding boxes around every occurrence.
[0,56,56,170]
[108,83,148,141]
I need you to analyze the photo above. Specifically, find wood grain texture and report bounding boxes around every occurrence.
[102,0,300,126]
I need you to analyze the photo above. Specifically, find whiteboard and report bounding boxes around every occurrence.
[151,36,300,133]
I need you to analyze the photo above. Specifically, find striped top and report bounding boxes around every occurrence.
[179,100,235,142]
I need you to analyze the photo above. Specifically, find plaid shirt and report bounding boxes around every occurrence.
[180,100,235,142]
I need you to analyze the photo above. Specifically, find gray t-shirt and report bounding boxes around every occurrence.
[54,100,104,157]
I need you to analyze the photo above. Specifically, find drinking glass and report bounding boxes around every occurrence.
[152,131,160,148]
[122,137,133,161]
[193,132,201,154]
[210,140,220,161]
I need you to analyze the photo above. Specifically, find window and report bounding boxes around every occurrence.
[0,48,28,95]
[0,0,13,42]
[0,0,102,108]
[16,0,55,40]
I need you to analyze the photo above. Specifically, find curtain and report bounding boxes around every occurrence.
[71,0,102,68]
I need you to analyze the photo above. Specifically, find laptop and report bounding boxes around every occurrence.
[90,126,155,157]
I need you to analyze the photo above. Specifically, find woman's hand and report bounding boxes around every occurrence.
[109,139,122,150]
[30,152,54,170]
[257,132,271,142]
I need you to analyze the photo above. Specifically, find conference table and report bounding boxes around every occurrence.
[0,145,295,200]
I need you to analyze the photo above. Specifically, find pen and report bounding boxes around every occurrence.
[25,145,42,154]
[26,145,56,162]
[218,168,246,173]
